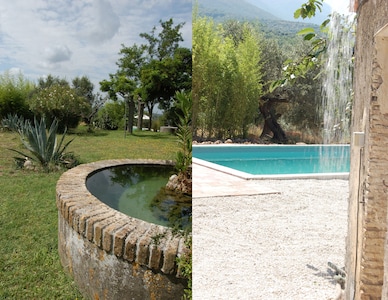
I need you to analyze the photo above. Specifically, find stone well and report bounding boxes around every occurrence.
[56,159,189,300]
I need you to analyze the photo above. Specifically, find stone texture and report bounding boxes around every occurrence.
[346,2,388,299]
[56,159,189,299]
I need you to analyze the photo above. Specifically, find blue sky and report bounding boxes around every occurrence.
[0,0,192,90]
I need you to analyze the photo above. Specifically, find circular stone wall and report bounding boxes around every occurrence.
[56,159,189,300]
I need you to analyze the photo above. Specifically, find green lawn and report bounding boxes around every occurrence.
[0,128,179,299]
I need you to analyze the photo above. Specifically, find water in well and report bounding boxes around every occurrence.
[86,165,191,230]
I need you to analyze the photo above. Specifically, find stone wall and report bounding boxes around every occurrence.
[346,1,388,299]
[56,159,188,300]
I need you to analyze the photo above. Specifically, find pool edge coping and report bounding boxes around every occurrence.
[192,157,349,180]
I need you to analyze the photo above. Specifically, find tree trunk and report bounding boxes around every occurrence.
[137,101,144,131]
[146,102,155,131]
[259,97,288,143]
[127,98,135,134]
[148,110,153,131]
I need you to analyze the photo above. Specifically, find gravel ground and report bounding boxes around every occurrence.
[192,179,348,300]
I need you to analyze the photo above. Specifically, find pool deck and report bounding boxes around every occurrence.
[192,159,279,198]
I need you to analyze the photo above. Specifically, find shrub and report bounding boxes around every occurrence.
[0,71,34,120]
[28,84,90,133]
[94,101,125,130]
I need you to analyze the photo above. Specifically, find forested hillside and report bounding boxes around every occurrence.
[196,0,321,38]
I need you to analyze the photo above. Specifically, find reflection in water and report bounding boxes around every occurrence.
[86,165,192,230]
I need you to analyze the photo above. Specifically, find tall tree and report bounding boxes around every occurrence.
[72,76,96,125]
[72,76,94,105]
[37,74,69,89]
[139,19,191,128]
[100,19,190,132]
[100,44,145,133]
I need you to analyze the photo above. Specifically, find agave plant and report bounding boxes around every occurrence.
[9,117,74,170]
[1,113,30,133]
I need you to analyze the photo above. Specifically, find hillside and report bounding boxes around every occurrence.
[197,0,323,37]
[245,0,331,24]
[197,0,280,22]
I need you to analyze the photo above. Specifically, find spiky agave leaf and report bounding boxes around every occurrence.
[10,117,74,170]
[19,118,50,166]
[53,126,74,163]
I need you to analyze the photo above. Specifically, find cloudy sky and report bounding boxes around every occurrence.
[0,0,192,91]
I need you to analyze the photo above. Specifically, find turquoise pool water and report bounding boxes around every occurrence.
[193,145,350,175]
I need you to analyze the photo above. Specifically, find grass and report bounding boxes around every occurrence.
[0,127,179,299]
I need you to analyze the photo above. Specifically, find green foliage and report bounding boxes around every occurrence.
[101,18,190,132]
[294,0,324,19]
[139,19,192,114]
[28,84,90,133]
[9,118,75,171]
[0,71,34,120]
[94,101,125,130]
[270,0,330,92]
[193,16,263,139]
[174,91,192,174]
[176,235,192,300]
[72,76,94,105]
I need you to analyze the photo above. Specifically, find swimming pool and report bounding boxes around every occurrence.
[192,144,350,179]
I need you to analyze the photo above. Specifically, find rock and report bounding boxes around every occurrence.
[165,172,192,195]
[24,158,34,170]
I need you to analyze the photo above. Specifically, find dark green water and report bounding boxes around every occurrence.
[86,165,191,230]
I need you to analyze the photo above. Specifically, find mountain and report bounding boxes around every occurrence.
[245,0,332,24]
[196,0,327,37]
[197,0,280,22]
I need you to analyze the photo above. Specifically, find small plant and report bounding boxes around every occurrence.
[177,235,192,300]
[9,117,75,171]
[150,232,166,246]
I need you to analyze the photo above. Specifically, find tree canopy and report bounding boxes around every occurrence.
[100,18,192,133]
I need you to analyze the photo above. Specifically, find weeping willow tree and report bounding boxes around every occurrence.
[193,15,263,139]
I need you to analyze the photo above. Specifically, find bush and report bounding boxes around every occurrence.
[94,101,125,130]
[28,84,90,133]
[0,71,34,120]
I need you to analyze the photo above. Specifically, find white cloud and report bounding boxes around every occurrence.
[78,0,121,45]
[0,0,191,90]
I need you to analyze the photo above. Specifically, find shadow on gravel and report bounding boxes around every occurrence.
[306,263,337,286]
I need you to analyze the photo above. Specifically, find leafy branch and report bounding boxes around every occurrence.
[270,0,330,92]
